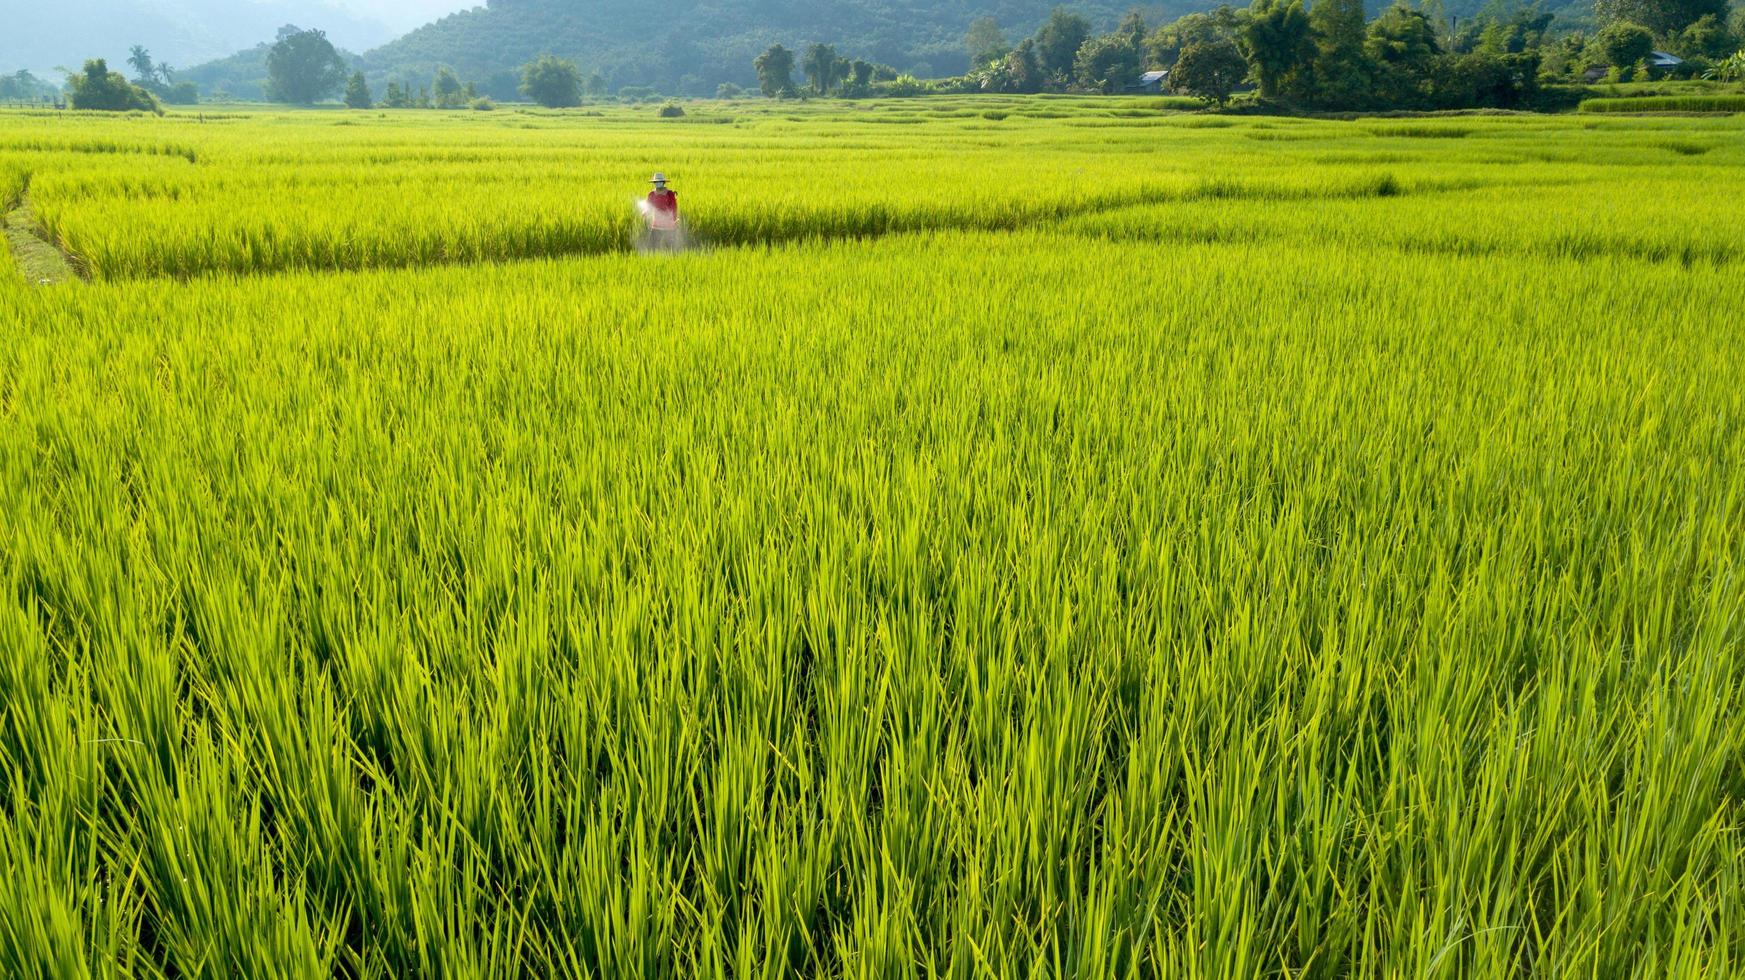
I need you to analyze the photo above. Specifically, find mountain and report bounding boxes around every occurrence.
[355,0,1188,99]
[179,0,1601,104]
[2,0,392,78]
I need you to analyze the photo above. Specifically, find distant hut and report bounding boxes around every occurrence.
[1131,70,1169,94]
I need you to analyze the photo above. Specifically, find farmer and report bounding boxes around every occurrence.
[646,172,679,233]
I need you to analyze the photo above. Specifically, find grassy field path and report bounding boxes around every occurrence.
[2,187,80,284]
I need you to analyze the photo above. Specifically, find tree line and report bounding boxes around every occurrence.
[210,5,1745,112]
[0,70,61,104]
[43,0,1744,113]
[57,45,199,114]
[124,47,200,105]
[748,44,921,98]
[247,32,647,109]
[952,1,1744,108]
[733,2,1743,109]
[232,27,501,109]
[505,49,917,106]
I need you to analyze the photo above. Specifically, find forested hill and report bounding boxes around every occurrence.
[357,0,1186,97]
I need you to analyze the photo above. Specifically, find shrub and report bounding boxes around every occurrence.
[1170,40,1249,105]
[1704,51,1745,81]
[162,82,200,105]
[520,54,583,108]
[1073,33,1143,94]
[432,67,467,109]
[1676,15,1738,59]
[876,75,927,97]
[1435,50,1542,108]
[470,97,496,111]
[67,59,161,113]
[1597,21,1655,68]
[344,71,372,109]
[657,101,686,117]
[1668,57,1710,79]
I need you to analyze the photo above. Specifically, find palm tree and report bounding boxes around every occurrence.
[127,45,155,84]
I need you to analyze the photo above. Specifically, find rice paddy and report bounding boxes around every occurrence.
[1,99,1743,978]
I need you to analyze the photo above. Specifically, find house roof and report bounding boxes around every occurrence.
[1649,51,1684,66]
[1141,70,1168,83]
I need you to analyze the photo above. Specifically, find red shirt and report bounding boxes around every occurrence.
[647,188,678,216]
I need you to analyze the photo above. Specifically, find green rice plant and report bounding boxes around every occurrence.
[0,157,25,211]
[1139,96,1205,110]
[2,101,1745,978]
[1060,173,1745,266]
[1579,95,1745,112]
[16,108,1741,281]
[1364,123,1473,138]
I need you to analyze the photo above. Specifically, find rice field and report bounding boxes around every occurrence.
[1579,95,1745,114]
[1,99,1743,978]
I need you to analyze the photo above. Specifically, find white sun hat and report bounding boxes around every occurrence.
[650,172,668,183]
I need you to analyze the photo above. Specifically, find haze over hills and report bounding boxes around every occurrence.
[329,0,481,33]
[2,0,396,77]
[354,0,1598,99]
[353,0,1186,97]
[51,0,1605,102]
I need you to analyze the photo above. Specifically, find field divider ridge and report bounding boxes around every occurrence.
[3,177,85,285]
